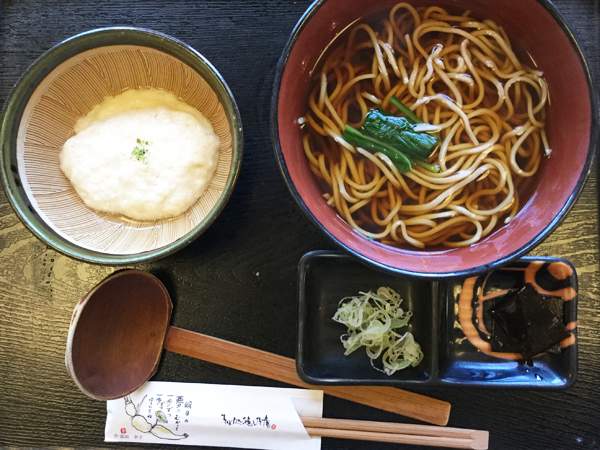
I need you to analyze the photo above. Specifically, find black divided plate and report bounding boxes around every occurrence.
[297,250,578,389]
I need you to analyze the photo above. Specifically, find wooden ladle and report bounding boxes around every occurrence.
[65,270,450,426]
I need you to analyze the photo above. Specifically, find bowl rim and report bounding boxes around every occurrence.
[0,26,243,265]
[271,0,599,279]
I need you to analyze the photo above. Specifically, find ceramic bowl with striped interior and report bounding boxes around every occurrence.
[0,27,243,264]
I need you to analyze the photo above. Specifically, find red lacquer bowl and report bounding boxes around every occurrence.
[272,0,598,278]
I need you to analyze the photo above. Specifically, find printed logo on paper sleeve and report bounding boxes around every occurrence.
[124,395,189,440]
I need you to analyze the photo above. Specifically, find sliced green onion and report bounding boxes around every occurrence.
[332,287,424,376]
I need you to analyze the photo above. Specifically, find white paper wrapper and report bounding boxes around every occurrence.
[105,381,323,450]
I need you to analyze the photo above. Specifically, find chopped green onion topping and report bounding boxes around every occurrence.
[332,287,424,375]
[132,137,150,162]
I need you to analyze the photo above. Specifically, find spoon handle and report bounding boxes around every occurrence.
[164,326,450,426]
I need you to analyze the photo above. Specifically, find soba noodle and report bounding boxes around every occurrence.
[302,3,550,249]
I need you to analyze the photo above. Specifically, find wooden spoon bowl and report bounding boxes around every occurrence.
[65,270,171,400]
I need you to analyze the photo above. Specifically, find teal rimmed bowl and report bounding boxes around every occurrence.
[0,27,243,265]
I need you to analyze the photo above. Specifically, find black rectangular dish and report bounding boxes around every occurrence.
[297,251,578,389]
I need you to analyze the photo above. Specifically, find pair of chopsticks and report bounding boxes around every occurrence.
[301,417,489,450]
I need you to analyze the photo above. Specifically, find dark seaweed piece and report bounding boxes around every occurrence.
[534,263,572,292]
[490,289,528,352]
[519,286,569,359]
[490,284,569,359]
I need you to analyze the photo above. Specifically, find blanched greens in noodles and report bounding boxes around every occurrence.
[302,3,550,248]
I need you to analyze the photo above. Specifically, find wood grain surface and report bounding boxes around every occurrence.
[1,1,599,449]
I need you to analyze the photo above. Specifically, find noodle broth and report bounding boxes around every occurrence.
[301,2,550,250]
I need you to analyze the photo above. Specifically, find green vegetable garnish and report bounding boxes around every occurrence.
[332,287,424,375]
[389,96,421,124]
[342,108,439,173]
[415,160,441,173]
[132,137,150,162]
[343,125,412,172]
[362,109,439,162]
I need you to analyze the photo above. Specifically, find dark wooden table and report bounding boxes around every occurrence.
[1,1,599,449]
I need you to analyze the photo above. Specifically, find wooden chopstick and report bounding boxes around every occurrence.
[301,417,479,438]
[165,327,451,425]
[301,417,489,450]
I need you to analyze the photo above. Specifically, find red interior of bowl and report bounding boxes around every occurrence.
[276,0,593,275]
